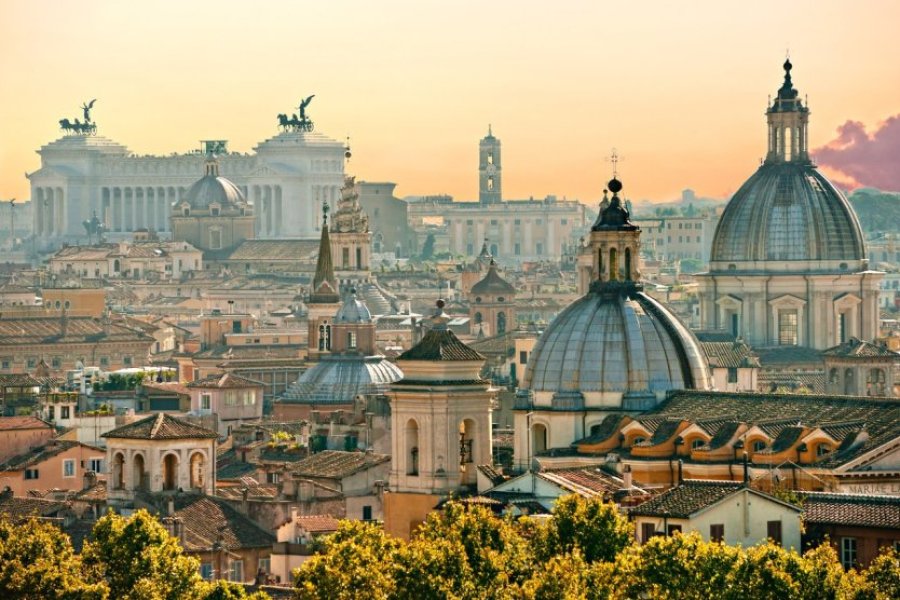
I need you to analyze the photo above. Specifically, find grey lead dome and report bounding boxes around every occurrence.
[710,162,866,266]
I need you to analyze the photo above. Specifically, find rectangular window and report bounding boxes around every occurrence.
[63,459,76,478]
[667,524,682,536]
[536,219,543,225]
[727,368,738,384]
[25,469,39,480]
[466,243,474,255]
[89,458,103,473]
[200,563,214,580]
[266,472,280,484]
[123,356,133,367]
[362,505,373,521]
[61,406,70,419]
[767,521,782,545]
[561,218,568,225]
[48,406,55,420]
[514,219,521,225]
[514,243,521,256]
[778,310,799,346]
[342,247,350,268]
[258,558,270,574]
[841,537,857,570]
[244,391,255,406]
[26,357,37,369]
[519,351,528,365]
[490,219,498,225]
[536,243,543,256]
[99,356,109,367]
[710,524,725,543]
[466,219,473,225]
[641,523,656,543]
[225,391,237,406]
[229,560,243,582]
[200,394,211,410]
[51,357,62,368]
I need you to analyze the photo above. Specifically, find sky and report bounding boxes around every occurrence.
[1,0,899,206]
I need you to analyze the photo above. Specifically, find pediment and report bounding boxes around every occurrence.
[768,294,806,308]
[715,294,743,307]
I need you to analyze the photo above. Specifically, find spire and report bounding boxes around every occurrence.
[766,58,810,163]
[592,177,636,231]
[310,201,339,304]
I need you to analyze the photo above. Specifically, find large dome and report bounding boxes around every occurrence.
[523,289,712,410]
[710,162,866,267]
[281,355,403,405]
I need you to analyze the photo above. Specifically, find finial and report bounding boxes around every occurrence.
[322,199,330,225]
[606,148,621,178]
[488,123,492,136]
[345,135,352,160]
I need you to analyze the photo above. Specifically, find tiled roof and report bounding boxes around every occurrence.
[103,413,218,440]
[74,480,107,503]
[706,421,741,450]
[823,338,899,359]
[755,346,823,366]
[295,514,340,534]
[0,416,53,431]
[538,467,623,497]
[801,492,900,529]
[701,341,760,368]
[651,391,900,469]
[477,464,506,486]
[470,263,516,295]
[225,239,320,262]
[173,495,275,552]
[0,493,68,522]
[629,480,745,518]
[0,374,43,387]
[141,382,192,397]
[217,459,259,481]
[217,485,280,501]
[291,450,390,480]
[0,316,155,346]
[186,373,264,389]
[397,328,485,362]
[574,414,627,445]
[0,440,82,470]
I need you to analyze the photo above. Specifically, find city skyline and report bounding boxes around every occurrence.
[2,1,899,206]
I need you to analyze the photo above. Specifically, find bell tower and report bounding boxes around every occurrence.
[307,200,340,359]
[478,125,502,205]
[765,58,810,164]
[584,169,642,292]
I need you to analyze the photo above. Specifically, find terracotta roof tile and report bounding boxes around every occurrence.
[629,480,745,518]
[801,492,900,529]
[173,495,275,552]
[397,328,485,362]
[0,493,68,522]
[291,450,390,479]
[0,416,53,431]
[295,514,340,534]
[823,338,900,359]
[0,440,83,470]
[103,413,217,440]
[187,373,265,389]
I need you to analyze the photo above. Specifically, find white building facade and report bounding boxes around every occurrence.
[27,128,346,250]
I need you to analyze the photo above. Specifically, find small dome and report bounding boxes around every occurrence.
[524,290,711,408]
[335,292,372,323]
[710,163,866,267]
[281,355,403,405]
[183,157,246,209]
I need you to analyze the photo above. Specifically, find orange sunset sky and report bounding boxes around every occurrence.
[1,0,899,206]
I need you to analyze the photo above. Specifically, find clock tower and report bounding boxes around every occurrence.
[478,125,501,205]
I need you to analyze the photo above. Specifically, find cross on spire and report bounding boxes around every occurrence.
[605,148,621,178]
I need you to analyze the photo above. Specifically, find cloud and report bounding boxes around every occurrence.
[812,115,900,191]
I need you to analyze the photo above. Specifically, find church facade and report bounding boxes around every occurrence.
[696,61,882,350]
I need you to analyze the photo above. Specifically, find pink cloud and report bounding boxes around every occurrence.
[812,115,900,191]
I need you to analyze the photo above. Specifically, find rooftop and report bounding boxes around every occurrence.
[801,492,900,529]
[290,450,390,480]
[103,413,218,440]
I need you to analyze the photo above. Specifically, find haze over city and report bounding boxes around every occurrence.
[2,0,900,205]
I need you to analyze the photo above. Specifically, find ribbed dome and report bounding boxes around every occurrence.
[281,355,403,405]
[523,289,711,408]
[335,293,372,323]
[184,174,245,209]
[710,163,865,267]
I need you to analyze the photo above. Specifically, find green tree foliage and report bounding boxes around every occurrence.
[420,232,436,260]
[294,520,402,600]
[0,517,108,599]
[82,510,205,600]
[856,547,900,600]
[200,580,270,600]
[847,188,900,234]
[535,495,633,563]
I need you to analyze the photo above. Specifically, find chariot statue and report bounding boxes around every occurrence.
[276,95,315,132]
[60,100,98,135]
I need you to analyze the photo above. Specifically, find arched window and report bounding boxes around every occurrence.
[324,325,331,350]
[609,248,618,281]
[532,423,548,455]
[828,368,839,385]
[190,452,205,490]
[406,419,419,476]
[133,454,146,491]
[866,368,886,396]
[163,454,178,491]
[459,419,476,465]
[844,369,855,395]
[497,312,506,335]
[113,452,125,490]
[752,440,767,452]
[691,438,705,450]
[474,312,483,324]
[816,444,831,457]
[598,249,604,280]
[113,259,120,273]
[318,325,326,351]
[624,248,632,281]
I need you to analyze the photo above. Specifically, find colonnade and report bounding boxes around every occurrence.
[33,187,65,235]
[251,184,284,236]
[312,184,340,230]
[101,186,181,233]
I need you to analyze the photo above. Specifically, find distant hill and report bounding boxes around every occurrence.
[847,188,900,234]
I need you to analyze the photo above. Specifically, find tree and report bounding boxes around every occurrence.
[0,517,108,599]
[535,495,633,563]
[82,510,205,600]
[858,547,900,600]
[420,233,436,260]
[294,520,401,600]
[200,580,270,600]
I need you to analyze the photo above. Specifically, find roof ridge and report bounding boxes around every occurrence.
[150,413,165,438]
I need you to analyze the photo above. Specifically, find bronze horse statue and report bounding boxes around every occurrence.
[59,118,97,135]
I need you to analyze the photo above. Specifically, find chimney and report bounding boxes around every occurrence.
[742,452,749,485]
[83,470,97,491]
[241,487,249,515]
[677,459,684,485]
[622,464,633,490]
[60,307,68,338]
[167,498,175,517]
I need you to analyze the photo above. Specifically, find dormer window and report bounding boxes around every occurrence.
[182,207,190,217]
